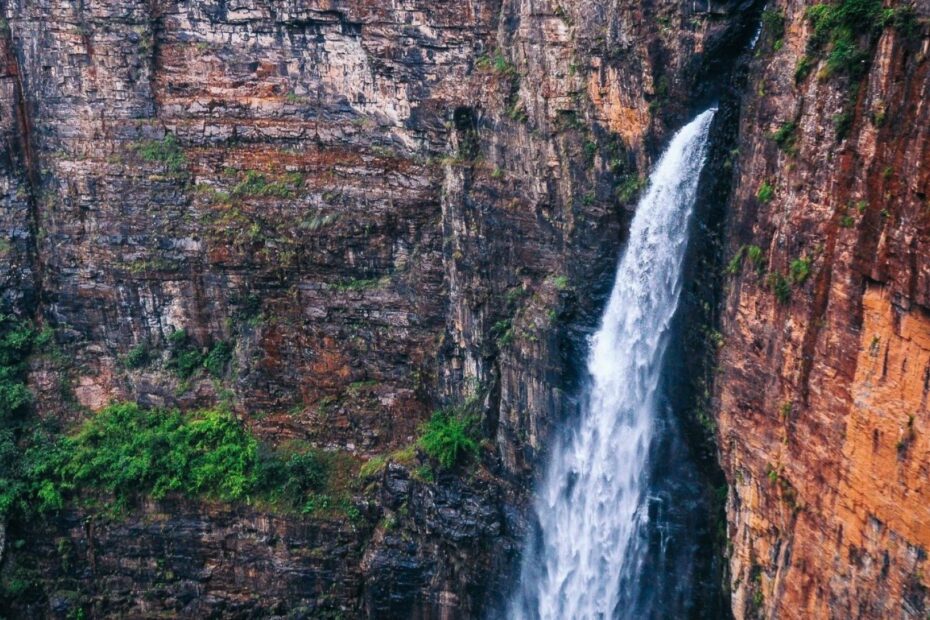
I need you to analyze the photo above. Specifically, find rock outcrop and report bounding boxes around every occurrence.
[716,1,930,616]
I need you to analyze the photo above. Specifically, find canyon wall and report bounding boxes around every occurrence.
[0,0,752,617]
[716,0,930,617]
[11,0,929,617]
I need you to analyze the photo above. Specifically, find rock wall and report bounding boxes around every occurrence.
[716,1,930,617]
[0,0,755,617]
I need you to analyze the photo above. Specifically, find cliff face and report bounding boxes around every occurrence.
[0,0,754,617]
[717,1,930,616]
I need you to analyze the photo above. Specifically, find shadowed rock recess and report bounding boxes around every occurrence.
[0,0,927,618]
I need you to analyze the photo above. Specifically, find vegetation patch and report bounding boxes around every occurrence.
[726,244,765,275]
[332,277,383,293]
[0,315,48,517]
[766,272,792,304]
[166,329,232,379]
[123,342,151,369]
[789,256,812,285]
[800,0,917,138]
[616,174,647,203]
[136,134,187,174]
[770,121,798,155]
[756,181,775,204]
[417,408,480,469]
[761,8,786,50]
[231,170,303,200]
[4,403,348,518]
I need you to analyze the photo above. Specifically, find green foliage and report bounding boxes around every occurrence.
[477,52,518,76]
[762,9,786,35]
[332,277,381,292]
[203,341,232,378]
[123,343,150,369]
[833,108,853,139]
[794,55,814,83]
[762,9,786,47]
[616,175,646,203]
[789,257,812,285]
[417,409,480,469]
[7,403,330,517]
[726,244,765,275]
[0,318,35,421]
[798,0,914,89]
[767,272,792,304]
[756,181,775,203]
[255,446,327,504]
[166,329,232,379]
[726,247,746,275]
[231,170,303,199]
[358,455,388,479]
[551,275,570,290]
[770,121,798,154]
[491,318,514,348]
[0,315,41,517]
[55,404,258,505]
[137,135,187,174]
[168,329,202,378]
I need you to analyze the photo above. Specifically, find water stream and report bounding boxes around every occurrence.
[509,109,717,619]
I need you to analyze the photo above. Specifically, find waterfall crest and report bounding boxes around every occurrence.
[510,109,716,620]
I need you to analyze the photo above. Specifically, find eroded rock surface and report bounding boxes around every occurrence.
[717,2,930,616]
[0,0,753,617]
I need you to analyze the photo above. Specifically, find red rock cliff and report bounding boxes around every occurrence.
[716,0,930,616]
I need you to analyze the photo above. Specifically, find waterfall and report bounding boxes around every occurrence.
[509,109,716,620]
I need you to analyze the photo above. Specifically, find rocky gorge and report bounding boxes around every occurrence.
[0,0,927,618]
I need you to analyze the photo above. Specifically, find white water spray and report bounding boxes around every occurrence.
[510,109,716,620]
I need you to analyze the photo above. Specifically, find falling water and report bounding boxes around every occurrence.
[510,109,716,619]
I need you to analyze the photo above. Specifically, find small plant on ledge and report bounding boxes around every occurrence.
[417,408,480,469]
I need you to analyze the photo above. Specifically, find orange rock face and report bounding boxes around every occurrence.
[716,2,930,617]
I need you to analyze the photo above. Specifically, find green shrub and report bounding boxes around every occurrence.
[137,135,187,174]
[255,446,327,503]
[11,403,330,515]
[53,404,258,505]
[476,52,517,76]
[770,122,798,154]
[417,410,480,469]
[123,343,150,369]
[794,56,814,83]
[789,257,812,285]
[203,341,232,378]
[551,275,570,290]
[762,9,786,42]
[726,244,765,275]
[726,247,746,274]
[491,318,514,348]
[767,272,792,304]
[166,330,232,379]
[231,170,302,199]
[616,175,646,203]
[172,349,203,379]
[358,455,387,479]
[757,182,775,203]
[833,108,853,139]
[0,315,41,517]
